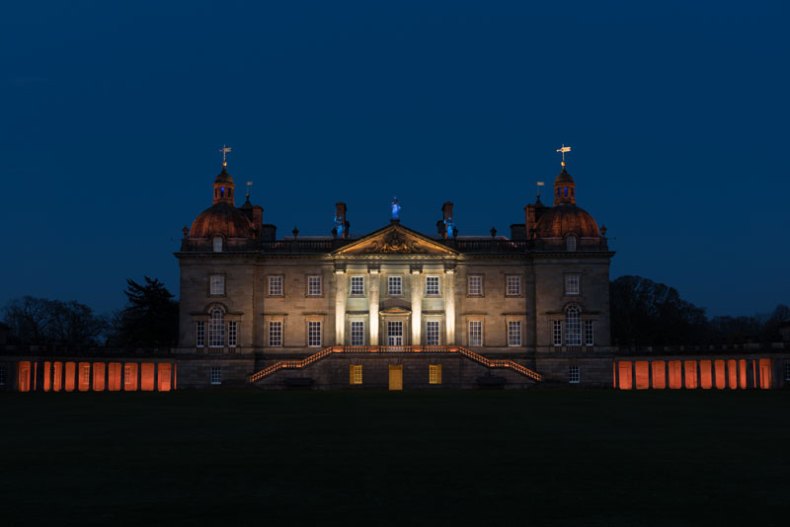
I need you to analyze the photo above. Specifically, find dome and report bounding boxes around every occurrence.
[534,204,600,238]
[189,202,254,239]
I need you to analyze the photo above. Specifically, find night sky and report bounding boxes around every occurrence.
[2,1,788,317]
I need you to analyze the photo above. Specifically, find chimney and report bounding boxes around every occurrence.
[442,201,454,221]
[335,202,350,239]
[525,204,536,240]
[252,206,263,235]
[438,201,455,240]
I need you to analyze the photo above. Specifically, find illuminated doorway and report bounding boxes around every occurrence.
[389,364,403,391]
[387,320,404,346]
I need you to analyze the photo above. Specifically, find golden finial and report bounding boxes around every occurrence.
[219,145,232,168]
[556,144,571,168]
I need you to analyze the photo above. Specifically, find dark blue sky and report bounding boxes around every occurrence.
[2,0,788,317]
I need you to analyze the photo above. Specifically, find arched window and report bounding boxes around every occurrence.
[213,237,223,252]
[566,235,577,252]
[208,307,225,348]
[565,304,581,346]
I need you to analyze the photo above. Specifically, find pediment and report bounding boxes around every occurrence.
[332,223,458,256]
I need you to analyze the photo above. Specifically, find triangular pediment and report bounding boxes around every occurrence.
[332,223,458,256]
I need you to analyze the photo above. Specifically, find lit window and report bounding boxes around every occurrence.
[209,274,225,296]
[196,321,205,347]
[269,321,283,347]
[429,364,442,385]
[388,276,402,296]
[307,275,322,296]
[350,276,365,296]
[467,275,483,296]
[212,237,223,252]
[565,305,582,346]
[506,275,522,296]
[210,366,222,385]
[565,274,580,296]
[0,365,6,386]
[566,235,577,252]
[507,321,522,346]
[228,321,238,348]
[268,275,284,296]
[468,320,483,347]
[350,321,365,346]
[584,320,594,346]
[349,364,363,385]
[425,276,440,296]
[208,307,225,348]
[552,320,562,347]
[425,321,440,346]
[569,366,580,384]
[307,321,322,347]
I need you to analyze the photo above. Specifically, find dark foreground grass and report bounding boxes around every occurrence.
[1,389,789,526]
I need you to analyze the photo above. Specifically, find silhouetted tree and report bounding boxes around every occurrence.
[2,296,106,349]
[761,304,790,341]
[112,277,178,349]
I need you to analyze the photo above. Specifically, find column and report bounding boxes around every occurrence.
[369,267,380,346]
[410,267,423,346]
[444,267,456,345]
[334,268,347,345]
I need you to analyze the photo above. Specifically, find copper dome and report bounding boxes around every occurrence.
[189,202,254,239]
[534,204,600,239]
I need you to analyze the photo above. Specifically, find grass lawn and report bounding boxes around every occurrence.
[1,389,789,526]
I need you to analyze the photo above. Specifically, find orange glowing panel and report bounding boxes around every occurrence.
[684,360,698,389]
[739,359,748,389]
[727,359,738,389]
[33,362,38,391]
[140,363,155,391]
[107,363,122,392]
[635,361,650,390]
[64,362,76,392]
[78,362,91,392]
[124,363,138,391]
[43,361,52,392]
[699,360,712,390]
[17,361,31,392]
[714,360,726,389]
[651,361,666,389]
[618,361,633,390]
[93,363,106,392]
[52,362,63,392]
[157,363,172,392]
[668,360,682,389]
[173,363,177,390]
[759,358,772,390]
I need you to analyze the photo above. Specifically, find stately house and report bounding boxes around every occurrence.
[173,153,615,389]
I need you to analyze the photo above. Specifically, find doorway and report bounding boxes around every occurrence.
[388,364,403,391]
[387,320,404,346]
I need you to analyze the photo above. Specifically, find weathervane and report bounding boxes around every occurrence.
[245,180,253,200]
[556,144,571,167]
[536,180,545,199]
[219,145,232,167]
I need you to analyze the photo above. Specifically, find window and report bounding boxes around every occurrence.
[467,275,483,296]
[425,321,441,346]
[228,321,238,348]
[210,366,222,385]
[388,276,402,296]
[268,275,284,296]
[269,321,283,347]
[208,307,225,348]
[552,320,562,347]
[566,235,577,252]
[506,275,522,296]
[0,365,6,386]
[468,320,483,347]
[429,364,442,385]
[565,305,582,346]
[350,321,365,346]
[507,321,522,347]
[350,276,365,296]
[425,276,440,296]
[569,365,580,384]
[584,320,594,346]
[212,237,223,252]
[209,274,225,296]
[307,321,322,347]
[349,364,363,385]
[307,275,322,296]
[196,321,205,347]
[565,274,580,296]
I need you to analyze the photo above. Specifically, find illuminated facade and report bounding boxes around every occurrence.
[173,154,616,389]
